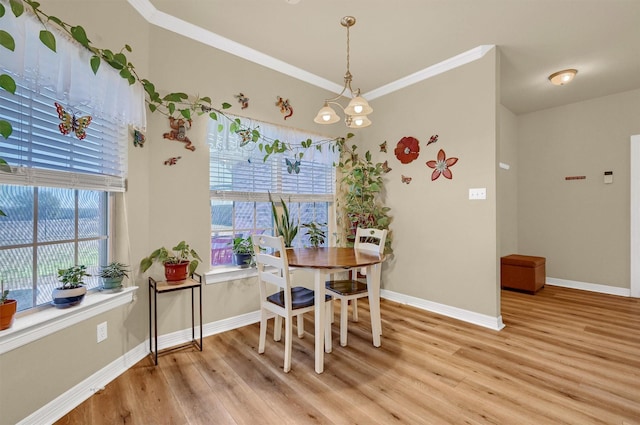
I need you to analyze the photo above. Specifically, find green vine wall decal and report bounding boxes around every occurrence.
[0,0,349,200]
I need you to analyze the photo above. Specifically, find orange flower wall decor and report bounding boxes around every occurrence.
[394,136,420,164]
[426,149,458,180]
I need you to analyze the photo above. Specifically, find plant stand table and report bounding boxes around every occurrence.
[148,273,202,365]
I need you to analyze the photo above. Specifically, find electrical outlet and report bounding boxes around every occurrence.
[97,321,108,343]
[469,188,487,200]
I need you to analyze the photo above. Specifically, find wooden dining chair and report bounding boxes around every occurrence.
[326,227,387,346]
[252,234,332,372]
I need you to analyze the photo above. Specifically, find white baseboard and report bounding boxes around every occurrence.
[380,289,505,331]
[18,311,262,425]
[18,342,149,425]
[154,310,262,351]
[546,277,631,297]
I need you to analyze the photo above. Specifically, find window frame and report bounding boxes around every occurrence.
[0,71,126,312]
[208,116,336,268]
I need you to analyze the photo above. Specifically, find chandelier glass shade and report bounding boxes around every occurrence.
[313,16,373,129]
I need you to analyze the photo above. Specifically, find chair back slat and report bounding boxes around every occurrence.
[252,234,292,308]
[354,228,387,255]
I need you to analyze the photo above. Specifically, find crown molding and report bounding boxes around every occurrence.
[127,0,493,98]
[364,45,495,100]
[126,0,344,94]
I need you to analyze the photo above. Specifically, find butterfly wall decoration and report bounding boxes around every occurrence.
[133,129,146,147]
[401,175,412,184]
[54,102,92,140]
[379,141,387,153]
[286,158,301,174]
[381,160,392,173]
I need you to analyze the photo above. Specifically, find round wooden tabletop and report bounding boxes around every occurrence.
[287,247,384,269]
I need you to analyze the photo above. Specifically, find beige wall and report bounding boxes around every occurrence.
[517,89,640,288]
[362,49,499,316]
[498,105,519,256]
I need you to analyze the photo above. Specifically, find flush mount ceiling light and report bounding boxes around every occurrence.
[548,69,578,86]
[314,16,373,129]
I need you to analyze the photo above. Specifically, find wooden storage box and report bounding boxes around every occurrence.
[500,254,546,294]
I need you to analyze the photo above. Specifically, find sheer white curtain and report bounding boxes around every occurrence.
[0,8,146,129]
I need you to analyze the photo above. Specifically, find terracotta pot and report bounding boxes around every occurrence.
[0,299,17,330]
[52,286,87,308]
[164,261,190,282]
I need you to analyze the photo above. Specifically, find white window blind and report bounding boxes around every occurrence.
[208,116,336,202]
[0,83,128,192]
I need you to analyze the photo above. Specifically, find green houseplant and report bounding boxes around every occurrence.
[337,144,392,251]
[99,262,129,290]
[140,241,202,282]
[301,221,327,248]
[0,282,17,330]
[53,265,90,308]
[269,193,298,247]
[230,236,253,268]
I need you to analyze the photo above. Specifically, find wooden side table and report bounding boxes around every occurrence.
[148,273,202,365]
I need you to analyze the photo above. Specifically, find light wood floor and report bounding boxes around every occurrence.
[55,286,640,425]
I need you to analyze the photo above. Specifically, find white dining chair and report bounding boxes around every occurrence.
[252,234,332,372]
[326,227,387,346]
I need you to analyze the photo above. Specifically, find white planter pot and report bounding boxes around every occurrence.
[52,286,87,308]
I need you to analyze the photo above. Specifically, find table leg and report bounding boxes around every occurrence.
[314,269,325,373]
[367,263,382,347]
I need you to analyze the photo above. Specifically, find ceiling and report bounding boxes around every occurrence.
[133,0,640,115]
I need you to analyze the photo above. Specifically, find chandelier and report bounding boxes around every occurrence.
[313,16,373,129]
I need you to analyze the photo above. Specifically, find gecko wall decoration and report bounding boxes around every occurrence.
[163,116,195,151]
[235,93,249,109]
[276,96,293,120]
[164,156,181,166]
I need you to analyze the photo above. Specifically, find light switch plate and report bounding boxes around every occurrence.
[469,188,487,200]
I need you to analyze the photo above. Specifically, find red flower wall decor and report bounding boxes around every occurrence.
[426,149,458,180]
[394,136,420,164]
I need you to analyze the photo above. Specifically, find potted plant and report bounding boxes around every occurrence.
[269,192,298,247]
[140,241,202,282]
[53,265,90,308]
[99,262,129,290]
[230,236,254,268]
[301,221,327,248]
[0,281,17,331]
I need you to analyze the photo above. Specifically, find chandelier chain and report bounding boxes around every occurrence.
[346,24,350,77]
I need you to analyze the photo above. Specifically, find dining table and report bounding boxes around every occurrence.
[287,247,386,374]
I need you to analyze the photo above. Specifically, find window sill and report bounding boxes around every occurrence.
[205,265,296,284]
[0,286,137,355]
[205,266,259,284]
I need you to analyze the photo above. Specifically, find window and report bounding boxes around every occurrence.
[0,82,126,312]
[209,116,336,266]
